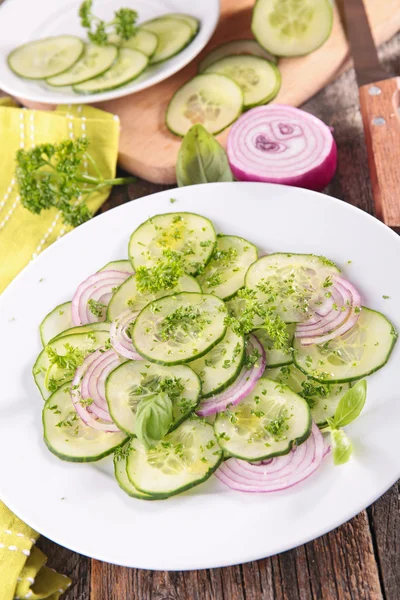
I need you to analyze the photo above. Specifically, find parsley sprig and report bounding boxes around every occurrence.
[16,137,134,227]
[79,0,138,45]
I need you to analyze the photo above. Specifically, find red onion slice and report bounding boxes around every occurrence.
[227,105,337,192]
[196,334,266,417]
[215,423,324,493]
[71,270,131,326]
[110,309,143,360]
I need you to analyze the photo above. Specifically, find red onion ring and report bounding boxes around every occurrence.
[71,270,130,326]
[215,423,324,492]
[196,334,266,417]
[110,309,143,360]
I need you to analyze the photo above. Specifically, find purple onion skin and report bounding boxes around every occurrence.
[230,138,337,192]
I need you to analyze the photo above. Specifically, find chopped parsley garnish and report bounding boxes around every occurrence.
[56,412,79,428]
[264,412,289,441]
[88,298,106,317]
[135,249,184,294]
[170,198,177,204]
[158,306,210,342]
[382,295,390,300]
[244,346,261,369]
[79,0,138,45]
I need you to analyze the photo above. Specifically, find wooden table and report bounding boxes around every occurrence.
[35,33,400,600]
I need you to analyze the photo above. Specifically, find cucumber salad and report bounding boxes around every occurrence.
[35,212,397,499]
[7,1,200,95]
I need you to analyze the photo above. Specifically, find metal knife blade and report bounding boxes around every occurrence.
[342,0,394,87]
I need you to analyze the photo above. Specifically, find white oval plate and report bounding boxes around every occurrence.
[0,0,219,105]
[1,182,400,570]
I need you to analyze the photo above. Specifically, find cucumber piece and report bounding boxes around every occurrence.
[204,55,281,109]
[50,322,110,343]
[254,323,295,367]
[114,445,154,499]
[190,328,245,397]
[140,17,194,64]
[199,39,277,72]
[43,383,127,462]
[168,13,200,36]
[106,360,200,435]
[120,30,158,57]
[46,44,118,86]
[197,235,258,300]
[252,0,333,57]
[245,253,340,323]
[265,364,350,426]
[8,35,84,79]
[40,301,72,346]
[98,259,133,274]
[33,330,110,400]
[107,273,201,321]
[128,212,216,276]
[166,73,243,136]
[132,292,227,365]
[73,48,148,94]
[126,418,223,498]
[294,307,398,383]
[214,378,312,460]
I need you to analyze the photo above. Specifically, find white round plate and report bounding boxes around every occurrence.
[1,182,400,570]
[0,0,219,105]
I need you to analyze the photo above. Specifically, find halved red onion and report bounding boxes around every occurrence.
[295,276,361,346]
[227,105,337,192]
[71,270,131,326]
[196,334,266,417]
[110,309,143,360]
[71,348,121,432]
[215,423,324,493]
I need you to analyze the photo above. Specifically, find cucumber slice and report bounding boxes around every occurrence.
[128,212,216,276]
[46,44,118,86]
[265,365,350,426]
[254,324,295,367]
[204,55,281,109]
[107,273,201,321]
[252,0,333,57]
[98,259,133,274]
[190,328,245,397]
[8,35,84,79]
[50,322,110,343]
[33,330,110,400]
[126,417,223,498]
[294,307,398,383]
[245,253,340,323]
[73,48,148,94]
[214,378,312,460]
[168,13,200,36]
[166,73,243,136]
[40,301,72,346]
[132,292,227,365]
[114,445,154,499]
[140,17,194,64]
[43,383,127,462]
[199,39,277,73]
[106,360,200,435]
[197,235,258,299]
[120,30,158,57]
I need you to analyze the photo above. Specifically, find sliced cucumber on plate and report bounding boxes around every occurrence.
[73,48,148,94]
[168,13,200,36]
[50,322,110,343]
[140,16,194,64]
[294,307,398,383]
[214,378,312,460]
[46,44,118,86]
[119,30,159,58]
[98,259,133,273]
[132,292,227,365]
[199,39,277,72]
[126,417,223,498]
[166,73,243,136]
[43,382,127,462]
[8,35,84,79]
[114,445,154,499]
[106,360,201,435]
[252,0,333,57]
[254,323,295,367]
[40,301,73,346]
[203,55,281,109]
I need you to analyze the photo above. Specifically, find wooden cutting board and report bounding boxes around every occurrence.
[21,0,400,184]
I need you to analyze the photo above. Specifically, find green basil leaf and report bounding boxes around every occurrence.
[135,392,173,449]
[176,124,233,187]
[330,379,367,429]
[331,429,353,465]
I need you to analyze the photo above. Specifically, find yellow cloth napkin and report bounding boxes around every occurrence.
[0,97,122,598]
